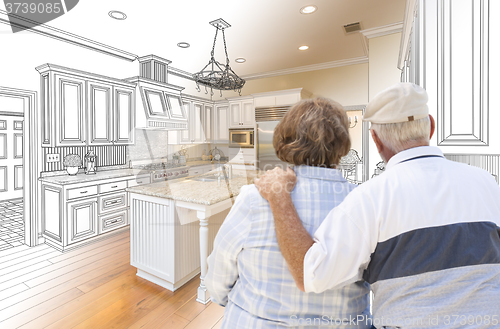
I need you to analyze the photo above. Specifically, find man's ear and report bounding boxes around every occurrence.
[429,115,435,140]
[371,129,383,153]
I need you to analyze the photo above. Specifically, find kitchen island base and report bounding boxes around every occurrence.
[129,193,230,301]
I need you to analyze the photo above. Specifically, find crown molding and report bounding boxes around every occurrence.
[240,57,369,81]
[360,22,404,39]
[0,10,137,61]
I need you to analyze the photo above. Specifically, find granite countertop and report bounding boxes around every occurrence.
[186,160,228,167]
[127,169,263,205]
[39,168,147,185]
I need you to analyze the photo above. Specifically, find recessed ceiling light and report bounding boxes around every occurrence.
[235,58,246,63]
[109,11,127,20]
[298,45,309,51]
[300,5,317,14]
[177,42,190,48]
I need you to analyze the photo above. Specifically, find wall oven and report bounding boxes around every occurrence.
[229,129,254,148]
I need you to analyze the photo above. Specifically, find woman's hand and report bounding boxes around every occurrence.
[254,167,297,202]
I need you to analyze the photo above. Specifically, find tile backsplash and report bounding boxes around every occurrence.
[127,129,170,163]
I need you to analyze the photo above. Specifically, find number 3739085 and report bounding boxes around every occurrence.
[6,3,62,14]
[444,315,498,326]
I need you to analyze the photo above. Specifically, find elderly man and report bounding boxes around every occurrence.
[255,83,500,329]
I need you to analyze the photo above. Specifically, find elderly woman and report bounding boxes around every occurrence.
[205,98,370,329]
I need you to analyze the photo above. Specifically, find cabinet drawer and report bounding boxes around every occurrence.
[67,185,98,200]
[99,191,127,213]
[99,209,128,234]
[128,175,151,187]
[99,180,127,194]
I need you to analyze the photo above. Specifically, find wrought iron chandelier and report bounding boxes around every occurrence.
[193,19,245,96]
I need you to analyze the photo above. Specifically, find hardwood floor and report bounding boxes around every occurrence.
[0,229,224,329]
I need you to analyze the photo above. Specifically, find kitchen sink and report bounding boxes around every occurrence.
[192,176,224,182]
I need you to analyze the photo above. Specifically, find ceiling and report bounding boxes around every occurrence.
[33,0,407,78]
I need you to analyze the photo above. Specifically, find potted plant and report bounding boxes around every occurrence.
[63,154,82,175]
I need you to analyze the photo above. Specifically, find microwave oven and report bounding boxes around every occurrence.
[229,129,254,148]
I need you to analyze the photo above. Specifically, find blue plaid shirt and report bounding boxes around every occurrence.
[206,165,371,329]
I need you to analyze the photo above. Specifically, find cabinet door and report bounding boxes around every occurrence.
[41,184,63,242]
[67,197,98,244]
[55,74,86,145]
[114,86,135,144]
[229,103,241,128]
[88,81,113,145]
[204,104,212,142]
[241,101,255,127]
[180,101,191,144]
[215,105,229,142]
[193,102,204,143]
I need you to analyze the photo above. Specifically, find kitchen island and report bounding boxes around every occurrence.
[127,169,261,304]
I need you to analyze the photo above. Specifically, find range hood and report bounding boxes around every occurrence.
[127,55,188,130]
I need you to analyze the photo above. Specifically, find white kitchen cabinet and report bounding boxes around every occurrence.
[67,197,98,245]
[114,86,135,144]
[88,80,113,145]
[252,88,311,109]
[41,172,140,251]
[179,100,191,144]
[192,102,204,143]
[188,164,214,176]
[54,73,87,146]
[228,97,254,128]
[228,147,255,165]
[204,104,213,143]
[214,103,229,143]
[36,64,136,147]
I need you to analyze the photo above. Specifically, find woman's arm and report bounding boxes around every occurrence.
[205,186,253,306]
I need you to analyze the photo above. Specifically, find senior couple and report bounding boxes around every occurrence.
[205,83,500,329]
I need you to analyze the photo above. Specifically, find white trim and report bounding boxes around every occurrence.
[360,22,404,39]
[240,57,369,80]
[398,0,419,69]
[250,88,307,98]
[0,10,137,62]
[168,66,194,80]
[0,87,39,246]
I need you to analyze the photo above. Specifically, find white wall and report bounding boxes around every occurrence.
[367,33,403,178]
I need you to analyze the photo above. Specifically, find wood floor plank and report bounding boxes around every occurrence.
[0,251,61,277]
[212,317,223,329]
[0,244,31,260]
[174,295,211,322]
[48,232,129,264]
[70,278,170,329]
[157,314,190,329]
[0,251,130,316]
[76,262,133,293]
[0,288,84,328]
[0,283,29,302]
[128,276,200,329]
[0,246,58,271]
[183,303,224,329]
[24,244,130,288]
[17,266,139,329]
[0,244,49,264]
[0,260,53,289]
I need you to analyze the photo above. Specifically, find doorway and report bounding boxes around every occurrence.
[0,87,38,251]
[0,111,24,250]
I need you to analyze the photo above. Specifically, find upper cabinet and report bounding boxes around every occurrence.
[214,103,229,143]
[252,88,312,109]
[36,64,136,147]
[171,95,213,145]
[228,96,254,128]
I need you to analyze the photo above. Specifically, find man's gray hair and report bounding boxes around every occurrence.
[371,116,430,154]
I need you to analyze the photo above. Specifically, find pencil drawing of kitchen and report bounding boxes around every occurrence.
[0,0,498,327]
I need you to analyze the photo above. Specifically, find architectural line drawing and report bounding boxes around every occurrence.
[0,0,498,327]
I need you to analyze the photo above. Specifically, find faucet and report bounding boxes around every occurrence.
[223,164,232,179]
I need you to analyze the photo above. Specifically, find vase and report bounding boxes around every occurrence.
[66,166,79,175]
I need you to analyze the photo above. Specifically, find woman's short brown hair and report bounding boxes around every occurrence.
[273,97,351,167]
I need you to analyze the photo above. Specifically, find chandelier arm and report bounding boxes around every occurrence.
[222,29,230,66]
[211,28,218,57]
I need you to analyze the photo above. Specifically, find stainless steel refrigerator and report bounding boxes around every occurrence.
[256,120,290,171]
